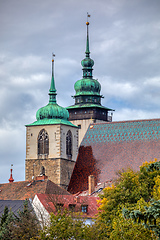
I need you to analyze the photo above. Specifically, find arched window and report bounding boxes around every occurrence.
[66,130,72,159]
[38,129,49,155]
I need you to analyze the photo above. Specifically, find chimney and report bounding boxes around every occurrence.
[88,175,95,195]
[35,166,48,180]
[74,196,80,203]
[35,175,48,181]
[9,164,14,183]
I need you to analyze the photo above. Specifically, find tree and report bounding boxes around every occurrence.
[0,206,14,240]
[31,209,107,240]
[12,200,40,240]
[97,159,160,238]
[123,200,160,239]
[0,200,40,240]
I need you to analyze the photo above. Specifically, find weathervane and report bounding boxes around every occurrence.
[86,12,91,25]
[52,52,55,62]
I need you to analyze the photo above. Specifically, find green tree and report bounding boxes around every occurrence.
[0,200,40,240]
[35,209,107,240]
[110,211,157,240]
[123,200,160,239]
[12,200,40,240]
[97,159,160,238]
[0,207,14,240]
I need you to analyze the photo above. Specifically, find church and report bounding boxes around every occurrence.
[25,20,160,193]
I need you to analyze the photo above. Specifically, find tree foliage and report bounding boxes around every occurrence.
[0,200,40,240]
[97,159,160,239]
[35,209,107,240]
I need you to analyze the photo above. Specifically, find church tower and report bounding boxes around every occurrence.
[67,19,114,144]
[25,55,78,189]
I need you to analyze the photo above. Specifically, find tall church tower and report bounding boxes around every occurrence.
[67,19,114,144]
[25,56,78,189]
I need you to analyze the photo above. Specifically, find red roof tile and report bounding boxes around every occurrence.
[0,180,70,200]
[36,193,99,218]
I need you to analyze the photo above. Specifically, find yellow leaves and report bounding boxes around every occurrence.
[136,198,149,212]
[103,184,115,192]
[98,198,109,210]
[140,158,158,169]
[153,175,160,200]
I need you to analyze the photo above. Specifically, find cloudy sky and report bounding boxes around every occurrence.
[0,0,160,183]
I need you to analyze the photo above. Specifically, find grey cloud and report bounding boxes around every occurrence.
[0,0,160,183]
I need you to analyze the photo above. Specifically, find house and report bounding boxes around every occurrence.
[0,175,70,200]
[32,193,99,226]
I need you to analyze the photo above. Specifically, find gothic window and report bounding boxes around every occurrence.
[66,130,72,159]
[38,129,49,155]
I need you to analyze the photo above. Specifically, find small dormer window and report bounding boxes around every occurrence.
[69,204,76,212]
[81,205,88,213]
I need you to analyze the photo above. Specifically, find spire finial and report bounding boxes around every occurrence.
[86,13,91,57]
[9,164,14,183]
[49,53,57,103]
[52,53,55,76]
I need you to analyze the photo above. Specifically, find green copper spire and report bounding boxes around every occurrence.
[72,17,102,106]
[49,53,57,103]
[25,54,77,127]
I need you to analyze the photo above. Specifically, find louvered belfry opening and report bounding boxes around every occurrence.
[38,129,49,155]
[66,130,72,159]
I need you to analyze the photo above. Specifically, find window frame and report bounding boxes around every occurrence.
[37,129,49,156]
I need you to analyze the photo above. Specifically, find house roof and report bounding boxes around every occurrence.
[35,193,99,218]
[68,118,160,194]
[0,179,70,200]
[0,200,26,217]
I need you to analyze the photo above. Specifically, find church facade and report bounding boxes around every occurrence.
[25,19,160,193]
[25,57,78,189]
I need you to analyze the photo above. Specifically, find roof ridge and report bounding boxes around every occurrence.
[91,118,160,125]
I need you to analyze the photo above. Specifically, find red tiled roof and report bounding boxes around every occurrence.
[36,193,99,218]
[0,179,70,200]
[68,119,160,193]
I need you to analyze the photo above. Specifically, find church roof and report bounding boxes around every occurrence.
[67,103,113,111]
[0,179,70,200]
[68,118,160,194]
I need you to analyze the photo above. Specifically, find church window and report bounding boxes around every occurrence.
[38,129,49,155]
[66,130,72,159]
